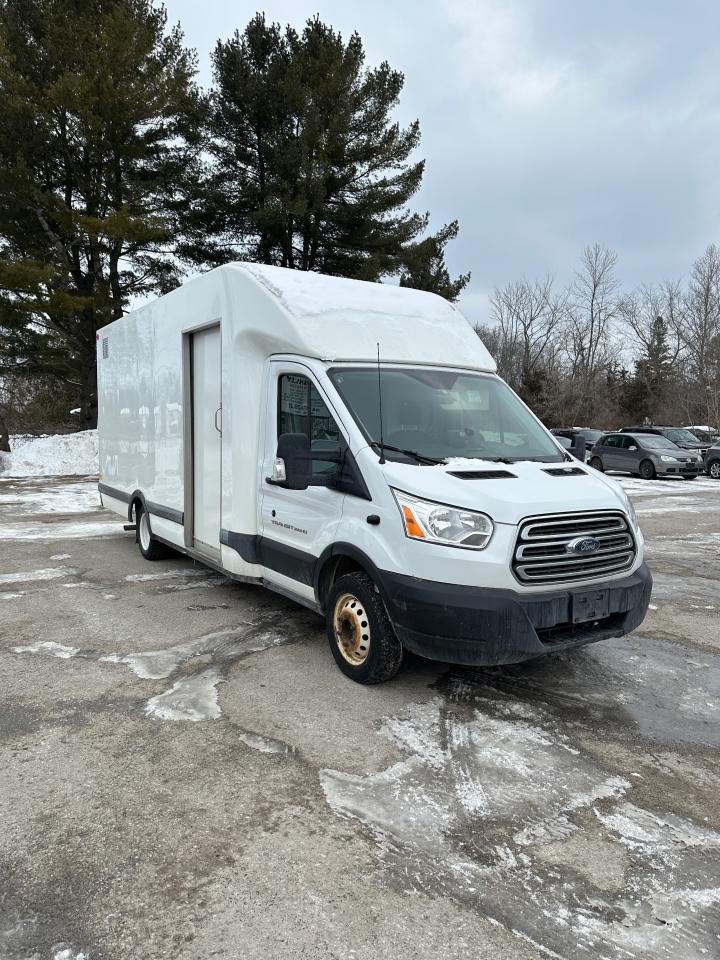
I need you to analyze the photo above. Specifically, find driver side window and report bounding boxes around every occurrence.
[278,374,341,476]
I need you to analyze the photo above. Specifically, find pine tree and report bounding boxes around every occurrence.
[186,14,467,292]
[0,0,202,429]
[399,220,470,301]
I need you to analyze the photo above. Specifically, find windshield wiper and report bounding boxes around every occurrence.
[370,441,446,466]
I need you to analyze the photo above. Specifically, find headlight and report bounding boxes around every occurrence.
[392,489,494,550]
[660,455,678,462]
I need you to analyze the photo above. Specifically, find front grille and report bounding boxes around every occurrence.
[512,511,636,584]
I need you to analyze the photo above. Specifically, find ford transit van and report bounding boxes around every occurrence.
[97,263,652,683]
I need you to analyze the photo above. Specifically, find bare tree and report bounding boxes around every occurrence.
[681,244,720,423]
[488,277,566,392]
[564,244,620,421]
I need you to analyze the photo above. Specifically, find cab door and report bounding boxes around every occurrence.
[259,363,346,599]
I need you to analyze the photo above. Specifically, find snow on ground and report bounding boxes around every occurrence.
[0,430,98,477]
[0,479,100,514]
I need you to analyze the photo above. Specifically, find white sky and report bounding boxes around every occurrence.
[163,0,720,324]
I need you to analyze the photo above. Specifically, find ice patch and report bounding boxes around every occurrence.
[50,553,72,560]
[145,669,223,721]
[100,637,208,680]
[0,567,74,585]
[321,695,720,959]
[237,730,296,755]
[0,520,123,540]
[13,640,78,659]
[124,569,202,582]
[52,947,89,960]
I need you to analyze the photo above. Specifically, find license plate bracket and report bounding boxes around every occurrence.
[572,589,610,624]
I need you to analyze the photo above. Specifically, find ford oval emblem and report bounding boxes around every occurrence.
[567,536,601,555]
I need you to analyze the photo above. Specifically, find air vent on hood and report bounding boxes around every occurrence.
[542,467,587,477]
[447,470,517,479]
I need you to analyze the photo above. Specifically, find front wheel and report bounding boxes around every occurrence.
[639,459,656,480]
[589,456,604,472]
[137,503,173,561]
[326,572,403,684]
[708,460,720,480]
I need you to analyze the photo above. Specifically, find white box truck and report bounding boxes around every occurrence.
[97,263,652,683]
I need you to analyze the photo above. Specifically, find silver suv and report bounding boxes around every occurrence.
[589,432,704,480]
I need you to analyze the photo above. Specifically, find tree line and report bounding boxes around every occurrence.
[476,242,720,430]
[0,0,469,444]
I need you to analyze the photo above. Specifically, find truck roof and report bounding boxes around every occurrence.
[234,262,496,370]
[122,262,495,371]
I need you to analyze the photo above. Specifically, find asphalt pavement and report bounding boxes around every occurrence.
[1,473,719,960]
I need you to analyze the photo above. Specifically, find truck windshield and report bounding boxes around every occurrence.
[328,367,565,465]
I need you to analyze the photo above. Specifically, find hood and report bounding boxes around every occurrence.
[378,458,630,526]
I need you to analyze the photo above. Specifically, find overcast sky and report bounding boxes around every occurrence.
[164,0,720,325]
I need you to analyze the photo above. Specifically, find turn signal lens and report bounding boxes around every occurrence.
[401,504,426,539]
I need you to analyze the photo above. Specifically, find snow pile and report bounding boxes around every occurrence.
[0,430,98,477]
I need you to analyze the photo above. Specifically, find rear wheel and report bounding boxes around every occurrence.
[639,459,656,480]
[326,572,403,684]
[709,460,720,480]
[589,456,604,472]
[136,503,172,561]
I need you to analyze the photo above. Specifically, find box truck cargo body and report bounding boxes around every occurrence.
[97,263,651,683]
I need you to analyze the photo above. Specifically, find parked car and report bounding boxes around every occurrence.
[619,425,709,456]
[589,432,704,480]
[704,443,720,480]
[686,426,720,445]
[551,427,604,459]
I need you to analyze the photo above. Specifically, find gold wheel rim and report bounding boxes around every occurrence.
[333,592,371,665]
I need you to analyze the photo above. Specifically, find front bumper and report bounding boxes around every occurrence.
[657,462,702,475]
[377,562,652,666]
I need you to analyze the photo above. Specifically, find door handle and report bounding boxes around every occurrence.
[214,407,222,434]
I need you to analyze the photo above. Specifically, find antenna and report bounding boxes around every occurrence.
[376,342,386,464]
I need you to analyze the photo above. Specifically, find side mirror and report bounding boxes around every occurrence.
[569,437,586,461]
[274,433,311,490]
[629,445,637,452]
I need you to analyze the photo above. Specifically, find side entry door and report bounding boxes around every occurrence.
[259,365,346,596]
[191,324,222,560]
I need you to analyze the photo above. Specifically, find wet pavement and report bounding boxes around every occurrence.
[1,473,719,960]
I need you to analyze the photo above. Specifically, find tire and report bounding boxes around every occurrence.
[589,456,604,472]
[709,460,720,480]
[136,503,173,561]
[326,572,403,684]
[639,459,656,480]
